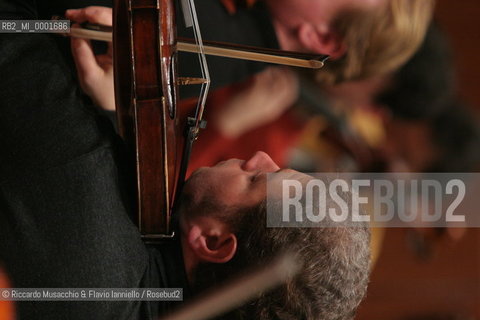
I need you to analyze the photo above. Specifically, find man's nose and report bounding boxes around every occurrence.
[242,151,280,172]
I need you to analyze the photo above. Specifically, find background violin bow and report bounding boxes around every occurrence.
[160,252,301,320]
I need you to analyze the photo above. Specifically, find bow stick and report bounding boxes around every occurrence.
[63,23,327,69]
[160,252,301,320]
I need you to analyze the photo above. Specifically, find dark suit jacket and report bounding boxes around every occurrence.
[0,1,192,319]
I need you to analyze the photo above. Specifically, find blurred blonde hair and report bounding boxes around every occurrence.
[316,0,435,85]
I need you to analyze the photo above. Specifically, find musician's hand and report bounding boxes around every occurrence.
[215,67,299,138]
[66,7,115,111]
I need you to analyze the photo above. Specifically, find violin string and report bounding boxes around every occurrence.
[187,0,211,134]
[179,0,194,28]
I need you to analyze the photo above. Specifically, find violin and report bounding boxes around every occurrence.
[110,0,328,240]
[113,0,185,240]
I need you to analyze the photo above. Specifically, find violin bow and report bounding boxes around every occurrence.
[63,21,328,69]
[159,252,301,320]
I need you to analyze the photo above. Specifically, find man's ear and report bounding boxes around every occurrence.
[297,23,346,59]
[186,218,237,264]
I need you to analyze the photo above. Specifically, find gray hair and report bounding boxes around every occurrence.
[185,176,371,320]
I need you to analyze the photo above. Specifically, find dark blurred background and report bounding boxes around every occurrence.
[356,3,480,319]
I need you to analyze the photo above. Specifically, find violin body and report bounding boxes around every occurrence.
[113,0,184,239]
